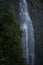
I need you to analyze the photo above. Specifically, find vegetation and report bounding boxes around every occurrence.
[0,0,27,65]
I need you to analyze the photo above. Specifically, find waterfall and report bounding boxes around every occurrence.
[19,0,35,65]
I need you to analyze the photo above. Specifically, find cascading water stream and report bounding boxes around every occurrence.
[19,0,35,65]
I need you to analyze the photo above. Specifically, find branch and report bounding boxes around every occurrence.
[29,0,43,9]
[0,57,8,61]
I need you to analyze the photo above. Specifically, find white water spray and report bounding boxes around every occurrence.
[19,0,35,65]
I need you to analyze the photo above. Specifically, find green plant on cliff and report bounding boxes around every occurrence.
[0,0,27,65]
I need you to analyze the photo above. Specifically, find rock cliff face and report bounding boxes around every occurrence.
[27,0,43,65]
[7,0,43,65]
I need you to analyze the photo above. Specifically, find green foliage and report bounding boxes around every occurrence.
[0,0,27,65]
